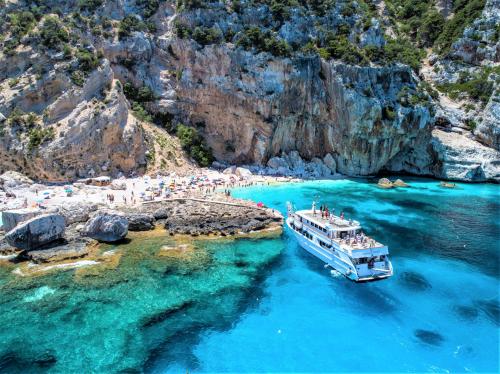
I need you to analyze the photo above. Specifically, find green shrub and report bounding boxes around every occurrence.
[78,0,103,11]
[417,10,446,47]
[324,34,367,65]
[465,118,477,131]
[434,0,486,54]
[383,38,425,71]
[137,0,160,18]
[236,26,292,57]
[118,15,146,39]
[27,126,55,151]
[123,82,156,102]
[304,0,335,16]
[71,70,86,86]
[341,2,356,17]
[270,0,297,23]
[174,20,192,38]
[6,109,40,128]
[231,0,242,13]
[63,44,73,59]
[177,0,205,10]
[8,11,36,39]
[122,81,156,122]
[382,106,396,121]
[436,66,498,105]
[40,16,69,50]
[176,124,214,167]
[131,102,153,122]
[192,26,222,46]
[76,48,100,72]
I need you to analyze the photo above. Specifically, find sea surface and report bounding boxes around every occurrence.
[0,178,499,373]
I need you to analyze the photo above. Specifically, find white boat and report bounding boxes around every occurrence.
[286,202,393,282]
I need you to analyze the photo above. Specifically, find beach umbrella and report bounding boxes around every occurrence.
[257,202,264,207]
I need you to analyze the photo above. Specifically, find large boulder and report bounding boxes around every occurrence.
[58,202,101,225]
[0,171,33,189]
[235,167,252,178]
[126,213,155,231]
[2,208,43,232]
[82,211,128,242]
[5,214,65,251]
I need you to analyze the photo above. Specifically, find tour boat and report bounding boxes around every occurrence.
[286,202,393,282]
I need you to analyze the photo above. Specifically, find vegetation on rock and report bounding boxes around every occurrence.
[176,124,214,167]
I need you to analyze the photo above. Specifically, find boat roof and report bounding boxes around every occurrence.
[296,210,361,231]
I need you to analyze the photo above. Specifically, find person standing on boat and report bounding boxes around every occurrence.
[312,201,316,215]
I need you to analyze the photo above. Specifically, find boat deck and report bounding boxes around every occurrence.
[299,210,360,230]
[294,211,385,250]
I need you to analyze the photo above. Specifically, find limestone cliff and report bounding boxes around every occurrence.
[0,0,498,182]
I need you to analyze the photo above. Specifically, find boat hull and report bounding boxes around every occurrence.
[286,217,392,282]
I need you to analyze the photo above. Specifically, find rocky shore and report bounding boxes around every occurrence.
[0,171,283,269]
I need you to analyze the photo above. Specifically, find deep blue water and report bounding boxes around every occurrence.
[0,178,498,373]
[161,178,500,373]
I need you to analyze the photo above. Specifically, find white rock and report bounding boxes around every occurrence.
[5,214,65,251]
[82,211,128,242]
[235,167,252,178]
[2,208,43,232]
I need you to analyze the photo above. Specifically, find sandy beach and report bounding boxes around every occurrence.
[0,168,303,217]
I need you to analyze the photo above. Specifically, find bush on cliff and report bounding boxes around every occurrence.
[176,124,214,167]
[236,26,292,57]
[436,66,499,105]
[78,0,103,12]
[434,0,486,55]
[40,16,69,50]
[192,26,222,46]
[27,126,55,151]
[118,15,146,39]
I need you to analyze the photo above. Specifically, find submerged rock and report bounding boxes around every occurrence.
[27,244,91,264]
[82,211,128,242]
[400,271,431,291]
[414,329,444,346]
[5,214,65,251]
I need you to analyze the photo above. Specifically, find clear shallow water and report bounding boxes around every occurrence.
[0,178,499,373]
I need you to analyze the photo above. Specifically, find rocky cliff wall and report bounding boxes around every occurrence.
[0,0,498,182]
[150,37,433,176]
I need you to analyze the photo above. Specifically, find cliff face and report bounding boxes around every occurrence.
[169,43,432,175]
[386,0,500,181]
[0,0,498,182]
[0,56,148,180]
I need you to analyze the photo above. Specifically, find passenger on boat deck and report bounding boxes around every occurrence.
[340,212,344,220]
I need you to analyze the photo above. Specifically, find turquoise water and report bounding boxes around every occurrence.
[0,178,499,373]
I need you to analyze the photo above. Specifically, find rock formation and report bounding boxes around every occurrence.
[5,213,65,250]
[82,211,129,242]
